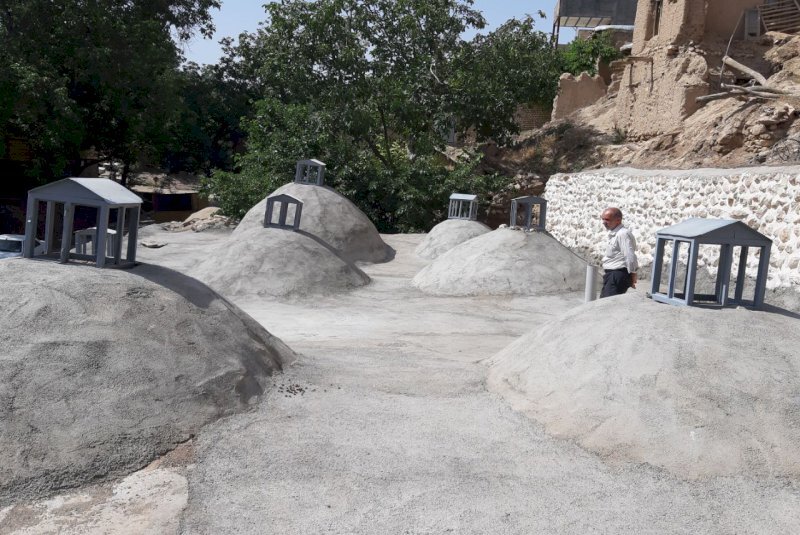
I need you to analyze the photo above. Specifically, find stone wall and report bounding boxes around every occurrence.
[543,166,800,289]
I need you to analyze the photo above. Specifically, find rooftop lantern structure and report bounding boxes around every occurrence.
[650,218,772,309]
[264,193,303,230]
[509,195,547,231]
[294,159,326,186]
[24,178,142,268]
[448,193,479,221]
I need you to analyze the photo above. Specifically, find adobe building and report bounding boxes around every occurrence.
[615,0,776,138]
[551,1,638,121]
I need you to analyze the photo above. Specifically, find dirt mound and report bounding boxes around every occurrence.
[233,183,392,263]
[412,228,586,296]
[192,226,370,298]
[0,259,294,504]
[414,219,491,260]
[488,291,800,478]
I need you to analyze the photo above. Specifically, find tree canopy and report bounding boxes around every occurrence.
[559,30,623,77]
[2,0,591,233]
[206,0,560,231]
[0,0,221,183]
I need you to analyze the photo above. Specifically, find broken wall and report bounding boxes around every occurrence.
[615,48,709,137]
[632,0,702,52]
[551,72,608,121]
[544,166,800,290]
[619,0,764,138]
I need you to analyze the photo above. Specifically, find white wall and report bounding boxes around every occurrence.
[544,166,800,289]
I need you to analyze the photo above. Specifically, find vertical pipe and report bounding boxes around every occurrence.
[585,264,597,302]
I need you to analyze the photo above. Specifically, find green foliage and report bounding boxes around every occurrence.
[203,97,504,232]
[0,0,220,183]
[164,62,253,174]
[234,0,486,159]
[559,31,622,77]
[201,98,331,219]
[450,16,562,144]
[207,0,557,231]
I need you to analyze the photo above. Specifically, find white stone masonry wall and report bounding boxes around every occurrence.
[544,166,800,289]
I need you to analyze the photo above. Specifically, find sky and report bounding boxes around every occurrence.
[182,0,575,65]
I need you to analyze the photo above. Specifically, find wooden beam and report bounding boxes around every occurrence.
[722,56,769,86]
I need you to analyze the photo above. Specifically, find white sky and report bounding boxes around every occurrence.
[182,0,575,65]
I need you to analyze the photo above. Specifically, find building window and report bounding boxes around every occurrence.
[652,0,663,37]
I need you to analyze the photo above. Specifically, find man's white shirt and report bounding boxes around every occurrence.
[602,225,639,272]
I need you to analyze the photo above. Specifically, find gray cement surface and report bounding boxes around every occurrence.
[4,230,799,533]
[0,258,292,507]
[174,234,799,534]
[490,291,800,479]
[234,183,393,263]
[414,219,491,260]
[191,226,371,298]
[413,228,588,296]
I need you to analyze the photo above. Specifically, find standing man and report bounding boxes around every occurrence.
[600,207,638,298]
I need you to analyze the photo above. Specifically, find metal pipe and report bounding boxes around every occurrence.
[585,264,598,302]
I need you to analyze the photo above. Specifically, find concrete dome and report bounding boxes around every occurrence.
[0,259,294,503]
[412,228,586,296]
[415,219,491,260]
[234,183,392,263]
[192,226,370,298]
[488,291,800,478]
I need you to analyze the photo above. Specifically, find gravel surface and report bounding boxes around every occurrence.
[4,231,799,534]
[178,234,800,534]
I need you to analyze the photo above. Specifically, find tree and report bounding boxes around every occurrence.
[449,16,562,144]
[559,30,622,77]
[235,0,486,162]
[0,0,220,184]
[208,0,552,231]
[161,61,253,175]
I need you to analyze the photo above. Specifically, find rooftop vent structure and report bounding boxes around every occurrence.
[649,218,772,309]
[294,159,326,186]
[448,193,479,221]
[510,196,547,231]
[24,178,142,268]
[264,193,303,230]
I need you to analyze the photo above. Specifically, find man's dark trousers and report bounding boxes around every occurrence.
[600,268,630,298]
